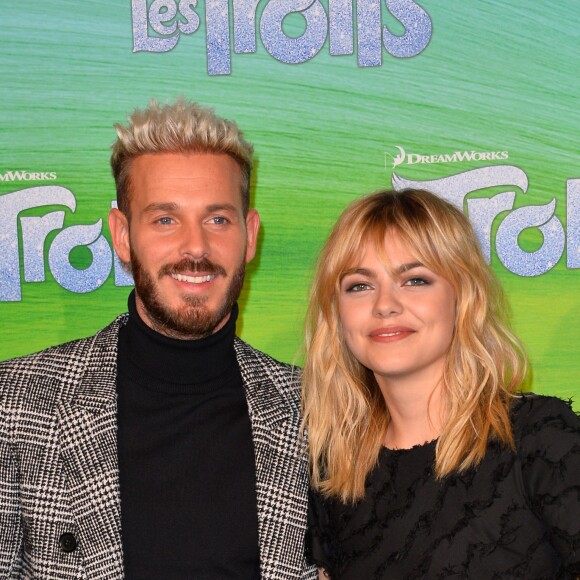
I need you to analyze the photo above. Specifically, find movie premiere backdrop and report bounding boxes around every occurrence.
[1,1,578,404]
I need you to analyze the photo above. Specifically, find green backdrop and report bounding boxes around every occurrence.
[1,1,578,405]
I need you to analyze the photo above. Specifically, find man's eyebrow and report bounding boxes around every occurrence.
[206,203,238,213]
[141,202,239,214]
[143,202,179,213]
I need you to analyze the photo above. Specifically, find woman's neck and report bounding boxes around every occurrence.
[378,374,446,450]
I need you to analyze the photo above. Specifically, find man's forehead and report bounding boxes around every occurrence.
[131,151,241,173]
[129,152,241,184]
[126,152,244,209]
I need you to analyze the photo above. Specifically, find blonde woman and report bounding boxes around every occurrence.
[302,189,580,579]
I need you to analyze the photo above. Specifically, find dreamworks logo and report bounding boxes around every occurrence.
[0,169,57,182]
[387,146,509,169]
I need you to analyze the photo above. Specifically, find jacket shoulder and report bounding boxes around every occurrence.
[0,315,126,408]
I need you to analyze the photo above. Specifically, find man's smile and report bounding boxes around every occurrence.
[171,273,216,284]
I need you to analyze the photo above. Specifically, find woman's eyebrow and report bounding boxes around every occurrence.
[397,261,424,273]
[341,267,375,279]
[342,262,425,279]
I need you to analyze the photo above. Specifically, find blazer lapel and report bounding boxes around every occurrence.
[235,338,309,579]
[57,317,126,578]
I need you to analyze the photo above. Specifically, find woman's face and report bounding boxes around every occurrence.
[338,231,456,390]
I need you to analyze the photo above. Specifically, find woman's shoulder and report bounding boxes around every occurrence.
[511,392,579,430]
[508,394,580,572]
[510,392,580,455]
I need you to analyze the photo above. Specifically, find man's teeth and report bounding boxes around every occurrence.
[171,273,214,284]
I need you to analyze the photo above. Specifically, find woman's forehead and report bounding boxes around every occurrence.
[342,231,453,283]
[349,229,418,264]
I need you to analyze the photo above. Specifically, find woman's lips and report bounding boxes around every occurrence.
[369,327,415,342]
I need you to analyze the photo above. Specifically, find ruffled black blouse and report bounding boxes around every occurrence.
[307,394,580,579]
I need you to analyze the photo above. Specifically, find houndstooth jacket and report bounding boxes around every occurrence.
[0,315,316,580]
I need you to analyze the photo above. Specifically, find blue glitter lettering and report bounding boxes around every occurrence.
[383,0,432,58]
[132,0,180,52]
[260,0,327,64]
[329,0,354,56]
[206,0,232,75]
[357,0,382,67]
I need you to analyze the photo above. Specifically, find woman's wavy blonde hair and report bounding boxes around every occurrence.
[302,188,528,503]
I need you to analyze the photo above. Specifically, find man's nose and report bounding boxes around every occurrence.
[178,222,209,260]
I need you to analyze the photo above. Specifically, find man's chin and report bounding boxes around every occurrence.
[143,301,229,339]
[130,256,245,339]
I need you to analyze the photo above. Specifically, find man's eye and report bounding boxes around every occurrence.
[157,216,173,225]
[210,216,229,225]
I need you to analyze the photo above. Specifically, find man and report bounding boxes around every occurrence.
[0,99,315,579]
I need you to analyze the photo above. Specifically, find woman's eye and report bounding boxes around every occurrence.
[404,277,428,286]
[346,282,371,293]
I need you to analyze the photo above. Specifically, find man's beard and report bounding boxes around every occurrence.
[130,252,245,340]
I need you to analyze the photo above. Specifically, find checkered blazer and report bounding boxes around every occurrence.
[0,315,316,580]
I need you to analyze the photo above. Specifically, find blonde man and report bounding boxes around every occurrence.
[0,99,315,580]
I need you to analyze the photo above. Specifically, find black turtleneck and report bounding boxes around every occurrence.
[116,292,260,579]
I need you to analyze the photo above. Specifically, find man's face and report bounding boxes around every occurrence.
[109,152,260,340]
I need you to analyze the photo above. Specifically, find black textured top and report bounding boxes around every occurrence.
[117,293,260,579]
[307,394,580,579]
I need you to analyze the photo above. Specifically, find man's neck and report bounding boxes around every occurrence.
[120,291,239,387]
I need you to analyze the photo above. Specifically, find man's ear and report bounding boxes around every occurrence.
[245,209,260,264]
[108,208,131,265]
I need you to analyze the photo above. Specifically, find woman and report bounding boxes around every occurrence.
[302,189,580,579]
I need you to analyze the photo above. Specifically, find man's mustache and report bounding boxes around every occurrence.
[159,258,227,278]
